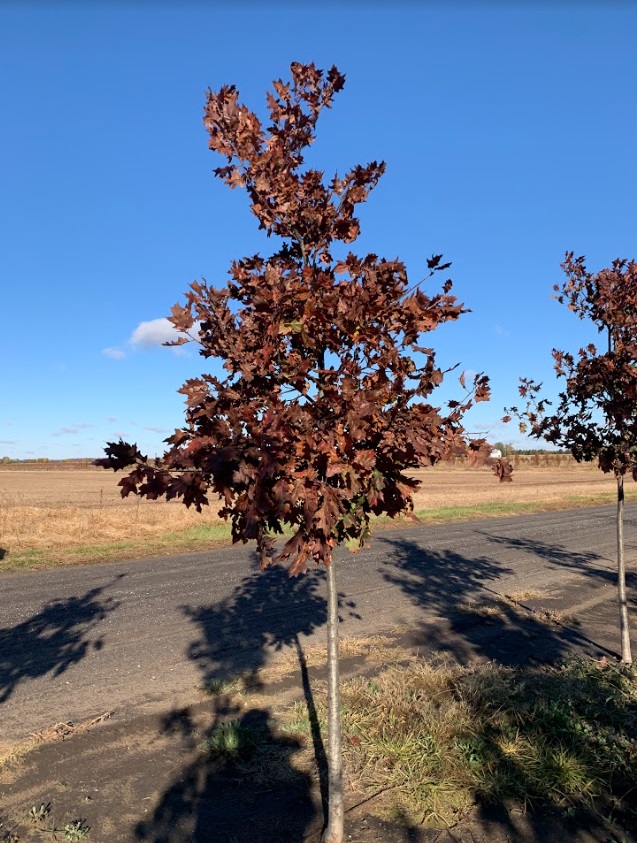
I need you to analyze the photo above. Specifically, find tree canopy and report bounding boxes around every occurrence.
[98,62,509,575]
[507,253,637,478]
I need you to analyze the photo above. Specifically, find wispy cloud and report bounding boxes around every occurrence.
[494,323,511,337]
[102,347,127,360]
[107,415,117,423]
[470,418,516,438]
[0,439,16,445]
[51,423,94,437]
[144,425,167,434]
[460,368,478,385]
[472,422,495,433]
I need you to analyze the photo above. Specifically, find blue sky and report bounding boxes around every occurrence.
[1,3,635,460]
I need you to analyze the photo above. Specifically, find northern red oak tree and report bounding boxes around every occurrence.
[98,63,510,843]
[507,253,637,664]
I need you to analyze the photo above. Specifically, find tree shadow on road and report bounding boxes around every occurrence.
[134,559,355,842]
[479,530,637,600]
[0,574,123,704]
[479,530,623,581]
[379,536,613,666]
[182,558,329,691]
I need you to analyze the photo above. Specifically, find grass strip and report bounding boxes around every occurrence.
[0,523,234,573]
[2,491,636,573]
[411,492,637,523]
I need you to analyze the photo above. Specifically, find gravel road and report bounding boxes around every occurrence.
[1,505,636,744]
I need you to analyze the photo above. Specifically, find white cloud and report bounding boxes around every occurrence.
[0,439,16,445]
[103,347,127,360]
[144,425,167,434]
[128,317,195,355]
[103,317,195,360]
[129,318,181,349]
[107,415,117,423]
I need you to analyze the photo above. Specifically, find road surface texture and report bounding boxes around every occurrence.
[1,506,636,746]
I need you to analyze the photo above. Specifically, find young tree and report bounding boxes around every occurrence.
[98,63,509,842]
[506,253,637,664]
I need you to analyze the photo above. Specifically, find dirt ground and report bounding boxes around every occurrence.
[0,460,617,511]
[1,610,635,843]
[1,697,630,843]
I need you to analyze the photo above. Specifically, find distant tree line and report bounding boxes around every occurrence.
[492,443,573,457]
[0,457,95,465]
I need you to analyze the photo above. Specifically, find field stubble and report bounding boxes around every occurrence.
[0,459,628,569]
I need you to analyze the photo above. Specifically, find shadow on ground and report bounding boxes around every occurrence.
[380,535,621,665]
[0,574,123,704]
[131,532,637,841]
[133,559,359,842]
[134,704,316,843]
[482,529,634,583]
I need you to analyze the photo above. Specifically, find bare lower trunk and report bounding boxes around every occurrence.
[322,558,344,843]
[617,473,632,664]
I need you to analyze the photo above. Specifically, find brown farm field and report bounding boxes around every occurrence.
[0,458,632,572]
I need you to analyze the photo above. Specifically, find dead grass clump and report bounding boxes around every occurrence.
[256,636,404,685]
[458,599,508,620]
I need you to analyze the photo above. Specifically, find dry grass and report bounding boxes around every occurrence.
[256,635,405,686]
[279,656,637,827]
[0,461,632,570]
[0,496,227,551]
[0,469,228,549]
[0,469,232,569]
[197,636,407,696]
[410,459,619,511]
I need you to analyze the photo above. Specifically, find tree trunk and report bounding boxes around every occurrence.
[322,557,344,843]
[617,472,632,664]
